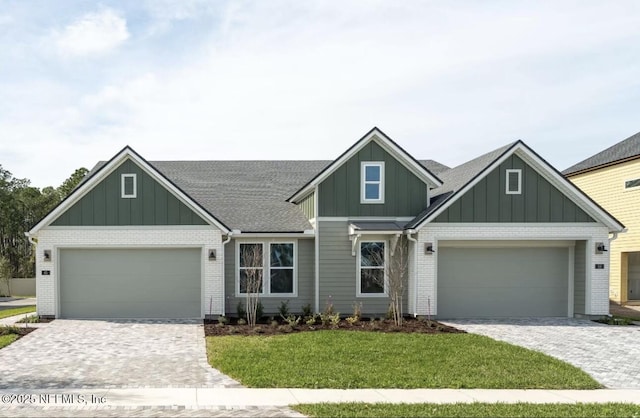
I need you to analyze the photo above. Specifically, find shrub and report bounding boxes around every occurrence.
[256,301,264,322]
[301,303,313,319]
[278,300,290,318]
[236,301,246,320]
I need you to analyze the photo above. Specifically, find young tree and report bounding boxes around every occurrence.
[367,235,409,326]
[239,243,263,327]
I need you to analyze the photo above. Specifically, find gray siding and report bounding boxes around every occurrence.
[318,220,406,316]
[224,238,315,316]
[52,158,207,226]
[435,155,595,223]
[573,241,586,315]
[299,193,315,220]
[318,138,428,217]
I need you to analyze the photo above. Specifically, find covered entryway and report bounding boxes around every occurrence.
[59,248,201,318]
[437,243,570,318]
[628,252,640,301]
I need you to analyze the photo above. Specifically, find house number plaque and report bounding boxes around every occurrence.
[41,270,51,275]
[595,264,604,269]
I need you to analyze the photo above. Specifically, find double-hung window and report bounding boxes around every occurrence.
[237,242,296,296]
[358,241,386,296]
[361,162,385,203]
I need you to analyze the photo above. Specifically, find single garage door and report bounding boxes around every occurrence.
[60,248,201,318]
[437,245,569,318]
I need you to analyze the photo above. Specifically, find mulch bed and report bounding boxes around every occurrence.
[204,317,464,336]
[0,326,36,337]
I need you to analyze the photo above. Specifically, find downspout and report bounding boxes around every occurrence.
[220,232,233,317]
[314,186,320,313]
[405,229,418,317]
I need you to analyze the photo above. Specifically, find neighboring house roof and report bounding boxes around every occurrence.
[563,131,640,176]
[287,127,443,203]
[406,140,625,232]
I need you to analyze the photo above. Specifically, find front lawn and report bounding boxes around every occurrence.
[0,306,36,319]
[0,334,18,349]
[293,402,640,417]
[206,331,599,389]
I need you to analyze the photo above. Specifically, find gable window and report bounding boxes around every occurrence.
[237,241,296,296]
[361,162,385,203]
[121,174,137,198]
[625,178,640,190]
[505,169,522,195]
[358,241,386,296]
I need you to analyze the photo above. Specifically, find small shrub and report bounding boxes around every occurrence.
[301,303,313,319]
[256,301,264,321]
[329,313,341,328]
[305,315,317,326]
[595,316,633,326]
[345,316,359,325]
[237,318,247,325]
[0,325,22,336]
[236,301,246,320]
[217,315,228,325]
[278,300,290,318]
[283,315,301,327]
[270,319,279,327]
[324,296,334,315]
[352,302,362,319]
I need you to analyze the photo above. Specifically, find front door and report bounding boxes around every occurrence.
[628,252,640,301]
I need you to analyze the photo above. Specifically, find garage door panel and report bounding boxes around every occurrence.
[60,248,201,318]
[438,246,568,318]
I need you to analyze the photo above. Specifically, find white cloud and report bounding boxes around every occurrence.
[53,9,129,57]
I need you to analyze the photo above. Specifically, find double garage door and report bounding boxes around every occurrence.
[59,248,201,319]
[437,245,569,318]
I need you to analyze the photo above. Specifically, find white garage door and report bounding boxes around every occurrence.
[437,245,569,318]
[59,248,201,318]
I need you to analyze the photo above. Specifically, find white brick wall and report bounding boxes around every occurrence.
[34,227,223,317]
[413,223,611,317]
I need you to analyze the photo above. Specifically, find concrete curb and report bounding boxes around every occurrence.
[1,388,639,407]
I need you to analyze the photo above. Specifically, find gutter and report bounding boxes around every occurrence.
[405,229,418,317]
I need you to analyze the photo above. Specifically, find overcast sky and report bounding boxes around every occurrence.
[1,1,639,188]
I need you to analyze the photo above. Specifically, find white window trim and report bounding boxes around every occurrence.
[235,240,297,297]
[361,162,385,204]
[623,177,640,191]
[505,169,522,195]
[121,173,137,198]
[356,239,388,297]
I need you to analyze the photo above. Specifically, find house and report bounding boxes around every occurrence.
[564,131,640,305]
[27,127,624,319]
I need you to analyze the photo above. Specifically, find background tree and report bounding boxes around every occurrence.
[0,164,87,285]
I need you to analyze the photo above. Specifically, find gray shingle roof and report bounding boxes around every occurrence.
[406,142,517,228]
[563,131,640,175]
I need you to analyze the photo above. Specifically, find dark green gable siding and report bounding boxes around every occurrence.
[434,155,595,223]
[52,159,207,226]
[318,139,428,217]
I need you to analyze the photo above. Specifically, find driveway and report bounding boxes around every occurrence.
[443,318,640,389]
[0,319,241,389]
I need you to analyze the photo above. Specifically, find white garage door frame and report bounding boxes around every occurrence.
[54,244,206,319]
[435,239,576,318]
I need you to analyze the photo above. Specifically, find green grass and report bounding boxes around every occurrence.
[292,403,640,417]
[206,331,599,389]
[0,306,36,319]
[0,334,18,349]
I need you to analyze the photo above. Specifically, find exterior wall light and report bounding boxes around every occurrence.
[595,243,607,254]
[208,249,217,260]
[425,243,435,254]
[43,250,51,261]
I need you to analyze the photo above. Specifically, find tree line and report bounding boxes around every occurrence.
[0,165,88,280]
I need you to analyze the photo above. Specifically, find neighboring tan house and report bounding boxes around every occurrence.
[564,131,640,305]
[27,127,623,319]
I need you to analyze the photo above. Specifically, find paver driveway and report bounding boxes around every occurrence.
[0,319,241,389]
[444,318,640,389]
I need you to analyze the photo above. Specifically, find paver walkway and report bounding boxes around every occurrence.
[0,319,241,389]
[443,318,640,389]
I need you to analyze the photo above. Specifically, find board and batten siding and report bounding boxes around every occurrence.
[298,192,315,220]
[318,220,407,315]
[435,155,595,223]
[569,158,640,303]
[52,158,207,226]
[573,240,586,315]
[224,238,315,316]
[318,138,429,217]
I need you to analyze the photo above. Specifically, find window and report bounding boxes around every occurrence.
[239,243,264,294]
[358,241,386,296]
[121,174,137,198]
[625,178,640,190]
[361,162,385,203]
[505,169,522,195]
[237,241,296,296]
[270,243,294,293]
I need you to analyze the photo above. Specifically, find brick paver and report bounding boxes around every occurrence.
[444,318,640,389]
[0,319,241,389]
